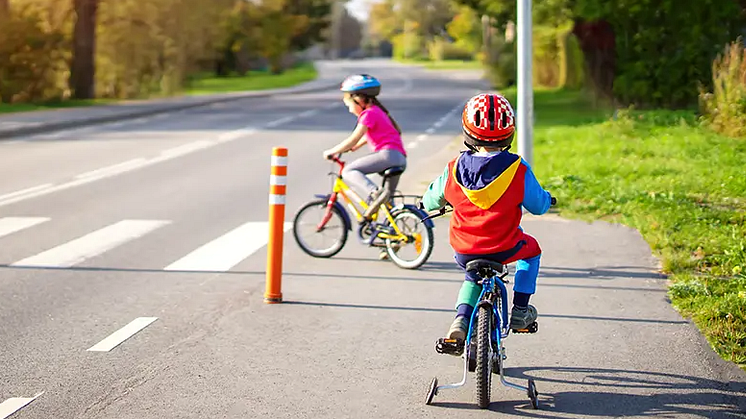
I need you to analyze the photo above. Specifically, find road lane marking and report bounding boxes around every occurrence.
[159,140,214,158]
[265,116,295,128]
[217,127,257,143]
[164,221,292,272]
[0,184,54,202]
[0,217,50,239]
[0,393,44,419]
[75,158,149,180]
[87,317,158,352]
[11,220,170,268]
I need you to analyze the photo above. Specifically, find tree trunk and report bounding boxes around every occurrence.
[0,0,9,16]
[70,0,98,99]
[572,19,615,105]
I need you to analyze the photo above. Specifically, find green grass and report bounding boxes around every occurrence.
[0,62,318,114]
[506,87,746,370]
[0,98,115,114]
[396,58,483,70]
[182,61,318,95]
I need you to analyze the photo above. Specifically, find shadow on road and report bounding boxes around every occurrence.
[429,366,746,418]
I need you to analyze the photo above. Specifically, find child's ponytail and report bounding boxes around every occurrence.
[371,97,402,135]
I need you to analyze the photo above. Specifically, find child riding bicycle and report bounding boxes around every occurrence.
[322,74,407,221]
[420,93,553,343]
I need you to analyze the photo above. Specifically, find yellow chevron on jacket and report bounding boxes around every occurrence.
[452,155,522,210]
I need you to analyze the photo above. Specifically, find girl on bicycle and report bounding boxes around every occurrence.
[322,74,407,220]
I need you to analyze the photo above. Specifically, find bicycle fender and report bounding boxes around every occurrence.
[401,204,435,228]
[314,194,352,231]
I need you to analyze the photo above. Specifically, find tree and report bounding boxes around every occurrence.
[446,5,481,54]
[70,0,98,99]
[284,0,334,51]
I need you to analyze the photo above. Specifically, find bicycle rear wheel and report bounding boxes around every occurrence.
[475,305,492,409]
[293,199,348,258]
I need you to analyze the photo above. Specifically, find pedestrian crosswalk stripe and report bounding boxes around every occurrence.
[0,217,49,239]
[10,219,170,268]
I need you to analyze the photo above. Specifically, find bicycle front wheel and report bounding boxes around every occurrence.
[475,305,492,409]
[384,208,434,269]
[293,199,348,258]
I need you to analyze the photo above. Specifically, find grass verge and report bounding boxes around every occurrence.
[503,87,746,371]
[183,61,317,95]
[0,62,318,114]
[395,58,483,70]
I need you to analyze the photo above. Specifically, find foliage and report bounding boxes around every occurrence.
[557,29,584,89]
[445,4,481,55]
[367,0,455,55]
[1,0,337,103]
[0,4,68,103]
[699,39,746,138]
[574,0,744,108]
[485,35,516,89]
[428,37,474,61]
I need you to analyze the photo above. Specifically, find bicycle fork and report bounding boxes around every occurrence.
[316,194,338,231]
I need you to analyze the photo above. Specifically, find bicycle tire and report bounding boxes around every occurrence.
[292,199,348,258]
[475,304,492,409]
[385,208,434,270]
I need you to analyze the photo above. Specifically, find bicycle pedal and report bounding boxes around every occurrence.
[512,322,539,334]
[435,338,464,356]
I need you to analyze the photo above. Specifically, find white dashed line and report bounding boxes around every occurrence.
[75,158,149,180]
[299,109,319,118]
[0,393,44,419]
[0,184,54,202]
[87,317,158,352]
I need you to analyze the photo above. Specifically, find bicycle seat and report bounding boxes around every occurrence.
[465,259,505,277]
[378,166,405,178]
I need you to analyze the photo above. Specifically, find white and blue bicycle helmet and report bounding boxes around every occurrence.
[340,74,381,97]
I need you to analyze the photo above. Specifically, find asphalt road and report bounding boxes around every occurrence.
[0,59,743,419]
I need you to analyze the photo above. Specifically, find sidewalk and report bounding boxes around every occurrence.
[0,61,344,140]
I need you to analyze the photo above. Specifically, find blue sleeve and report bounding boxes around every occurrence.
[422,164,449,211]
[521,158,552,215]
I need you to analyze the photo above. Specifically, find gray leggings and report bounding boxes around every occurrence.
[342,148,407,199]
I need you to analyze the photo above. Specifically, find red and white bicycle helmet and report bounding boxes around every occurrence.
[461,93,515,149]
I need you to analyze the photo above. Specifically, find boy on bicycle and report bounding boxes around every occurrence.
[420,93,553,342]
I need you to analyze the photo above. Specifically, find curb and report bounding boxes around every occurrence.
[0,80,340,140]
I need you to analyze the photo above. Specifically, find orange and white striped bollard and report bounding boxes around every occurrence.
[265,147,287,304]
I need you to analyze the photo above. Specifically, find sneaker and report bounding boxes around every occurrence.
[510,305,538,330]
[447,316,469,341]
[363,188,391,219]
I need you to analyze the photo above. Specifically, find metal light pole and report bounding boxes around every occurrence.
[517,0,533,166]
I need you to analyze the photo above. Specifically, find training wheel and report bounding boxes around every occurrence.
[527,378,539,409]
[425,377,438,405]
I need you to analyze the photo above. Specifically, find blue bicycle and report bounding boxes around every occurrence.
[421,199,555,409]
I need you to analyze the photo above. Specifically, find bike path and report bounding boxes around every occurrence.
[73,137,746,418]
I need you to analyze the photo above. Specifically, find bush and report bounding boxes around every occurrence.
[0,10,68,103]
[558,30,585,89]
[576,0,743,108]
[699,38,746,138]
[533,25,561,87]
[392,32,425,61]
[486,36,516,89]
[427,37,474,61]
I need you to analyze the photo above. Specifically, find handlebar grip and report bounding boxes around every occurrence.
[550,197,557,206]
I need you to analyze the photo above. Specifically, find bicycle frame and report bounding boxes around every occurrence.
[434,269,530,394]
[316,156,410,243]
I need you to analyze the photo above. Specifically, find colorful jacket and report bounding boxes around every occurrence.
[422,150,552,255]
